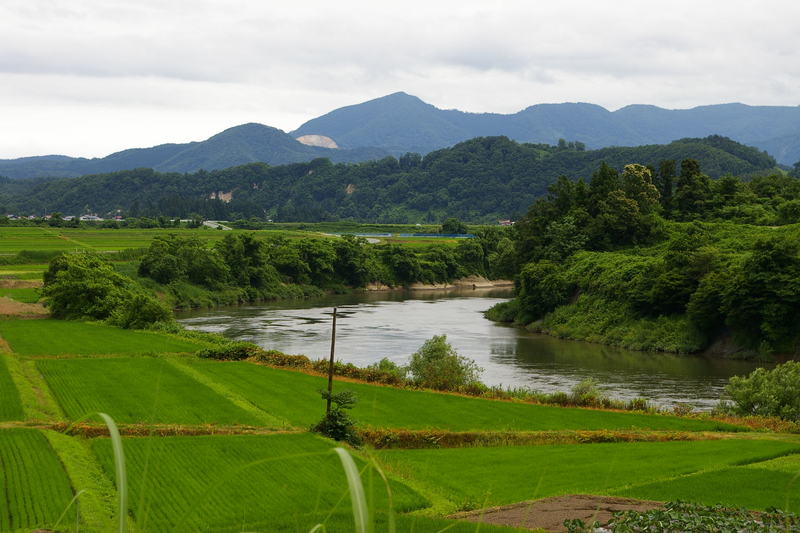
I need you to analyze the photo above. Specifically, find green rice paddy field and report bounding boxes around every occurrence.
[0,313,799,531]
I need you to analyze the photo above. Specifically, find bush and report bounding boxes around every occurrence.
[42,252,172,329]
[407,335,483,390]
[196,342,264,361]
[311,390,361,446]
[366,357,407,381]
[722,361,800,421]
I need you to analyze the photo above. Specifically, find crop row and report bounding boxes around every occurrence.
[0,429,74,531]
[90,433,428,532]
[37,357,266,425]
[0,355,24,421]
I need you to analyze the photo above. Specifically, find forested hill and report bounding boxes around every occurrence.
[292,92,800,165]
[0,136,780,222]
[0,123,389,179]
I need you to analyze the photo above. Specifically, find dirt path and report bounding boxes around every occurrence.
[0,297,48,317]
[0,280,43,288]
[451,494,663,532]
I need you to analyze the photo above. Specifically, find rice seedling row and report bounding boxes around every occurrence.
[37,357,267,425]
[185,359,739,432]
[0,429,75,532]
[0,319,203,356]
[0,354,24,420]
[90,433,428,532]
[375,439,800,511]
[612,455,800,512]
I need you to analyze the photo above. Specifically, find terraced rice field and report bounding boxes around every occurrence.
[185,359,740,432]
[90,433,428,532]
[376,439,800,510]
[0,319,204,356]
[0,354,23,420]
[0,429,75,532]
[37,357,271,425]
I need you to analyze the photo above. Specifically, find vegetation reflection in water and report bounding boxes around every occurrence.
[177,288,766,409]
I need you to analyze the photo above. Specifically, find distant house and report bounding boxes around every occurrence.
[498,219,514,226]
[79,214,103,221]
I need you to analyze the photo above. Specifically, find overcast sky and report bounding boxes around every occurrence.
[1,0,798,158]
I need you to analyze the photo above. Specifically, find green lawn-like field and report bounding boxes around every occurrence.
[0,354,24,420]
[0,287,40,302]
[0,429,75,532]
[37,357,269,425]
[0,319,203,356]
[376,440,800,510]
[90,433,428,532]
[614,459,800,512]
[186,359,740,432]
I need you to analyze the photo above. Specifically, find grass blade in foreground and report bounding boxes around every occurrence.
[99,412,128,533]
[335,447,370,533]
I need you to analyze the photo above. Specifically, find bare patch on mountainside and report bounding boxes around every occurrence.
[451,494,663,532]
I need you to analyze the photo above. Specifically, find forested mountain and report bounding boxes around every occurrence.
[292,92,800,165]
[0,124,388,179]
[0,136,780,223]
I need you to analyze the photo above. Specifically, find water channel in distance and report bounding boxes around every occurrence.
[176,287,768,410]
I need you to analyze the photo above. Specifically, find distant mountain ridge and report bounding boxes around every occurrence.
[292,92,800,165]
[0,124,388,179]
[2,93,799,180]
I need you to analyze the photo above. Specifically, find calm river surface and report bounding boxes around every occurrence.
[176,289,766,410]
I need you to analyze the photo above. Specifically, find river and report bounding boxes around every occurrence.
[176,288,766,410]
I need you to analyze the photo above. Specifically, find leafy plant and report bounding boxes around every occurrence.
[722,361,800,421]
[407,335,483,391]
[311,390,362,446]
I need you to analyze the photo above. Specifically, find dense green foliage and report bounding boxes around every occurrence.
[407,335,483,390]
[566,501,800,533]
[42,252,172,328]
[493,156,800,355]
[722,361,800,420]
[0,429,75,532]
[311,390,362,446]
[0,136,777,223]
[134,232,505,308]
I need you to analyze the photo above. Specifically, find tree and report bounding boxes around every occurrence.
[621,164,660,214]
[721,237,800,352]
[408,335,482,390]
[673,159,711,220]
[723,361,800,421]
[43,252,171,328]
[311,390,361,445]
[440,217,469,234]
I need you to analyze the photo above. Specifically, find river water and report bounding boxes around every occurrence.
[176,288,766,410]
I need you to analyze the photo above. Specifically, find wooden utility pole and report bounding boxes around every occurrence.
[326,307,337,415]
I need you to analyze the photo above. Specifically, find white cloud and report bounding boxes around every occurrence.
[1,0,798,157]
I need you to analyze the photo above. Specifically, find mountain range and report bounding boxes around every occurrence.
[292,92,800,165]
[1,92,799,180]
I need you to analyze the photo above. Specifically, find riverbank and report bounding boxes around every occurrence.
[366,275,514,291]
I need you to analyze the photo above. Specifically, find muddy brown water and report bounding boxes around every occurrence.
[176,288,767,410]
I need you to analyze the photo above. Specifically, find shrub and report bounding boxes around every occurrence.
[311,390,361,446]
[366,357,407,381]
[570,378,606,406]
[42,252,172,329]
[407,335,483,390]
[722,361,800,421]
[196,342,264,361]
